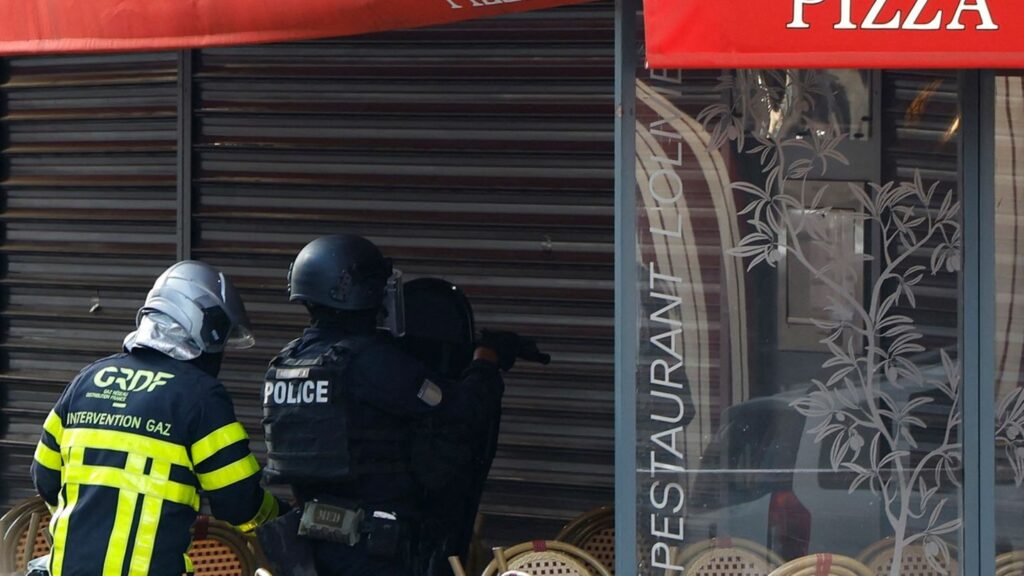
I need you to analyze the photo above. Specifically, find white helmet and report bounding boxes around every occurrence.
[137,261,255,354]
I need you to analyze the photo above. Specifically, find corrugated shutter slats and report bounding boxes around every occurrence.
[0,53,180,502]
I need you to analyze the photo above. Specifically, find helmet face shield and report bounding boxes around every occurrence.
[226,323,256,350]
[135,261,255,355]
[377,268,405,337]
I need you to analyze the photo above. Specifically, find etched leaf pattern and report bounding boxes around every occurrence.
[704,70,963,576]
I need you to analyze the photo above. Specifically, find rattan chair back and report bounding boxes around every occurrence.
[857,539,957,576]
[768,553,872,576]
[557,507,615,575]
[483,540,612,576]
[673,538,783,576]
[0,496,52,573]
[188,516,260,576]
[996,550,1024,576]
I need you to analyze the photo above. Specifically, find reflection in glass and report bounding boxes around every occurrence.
[635,70,962,576]
[994,73,1024,565]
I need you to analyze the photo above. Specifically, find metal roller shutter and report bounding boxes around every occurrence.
[881,71,960,352]
[0,53,180,503]
[189,3,616,543]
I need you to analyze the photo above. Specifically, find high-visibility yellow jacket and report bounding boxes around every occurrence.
[31,347,280,576]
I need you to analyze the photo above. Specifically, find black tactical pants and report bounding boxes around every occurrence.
[311,539,412,576]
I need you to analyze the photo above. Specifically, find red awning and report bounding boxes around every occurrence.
[0,0,589,55]
[644,0,1023,69]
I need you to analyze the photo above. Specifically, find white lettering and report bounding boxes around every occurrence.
[790,0,1000,30]
[273,381,286,404]
[863,0,901,29]
[651,513,685,542]
[835,0,857,28]
[650,390,688,424]
[447,0,521,9]
[652,543,684,571]
[651,359,685,390]
[264,381,274,403]
[316,381,330,403]
[650,212,684,239]
[904,0,943,29]
[788,0,826,28]
[650,481,686,513]
[948,0,998,30]
[651,425,686,461]
[650,292,683,328]
[649,450,687,477]
[649,169,683,204]
[302,381,315,404]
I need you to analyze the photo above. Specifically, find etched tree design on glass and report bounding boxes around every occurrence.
[701,71,962,575]
[997,387,1024,487]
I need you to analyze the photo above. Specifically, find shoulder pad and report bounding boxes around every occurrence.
[268,337,304,367]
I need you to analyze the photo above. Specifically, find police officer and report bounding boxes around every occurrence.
[261,235,524,576]
[31,261,283,576]
[397,277,508,576]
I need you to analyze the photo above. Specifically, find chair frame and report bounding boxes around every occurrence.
[674,536,784,574]
[557,506,613,546]
[768,553,873,576]
[0,496,52,574]
[482,540,612,576]
[188,516,261,576]
[557,506,615,575]
[996,550,1024,576]
[856,538,958,576]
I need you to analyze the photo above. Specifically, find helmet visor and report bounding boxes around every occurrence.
[226,322,256,349]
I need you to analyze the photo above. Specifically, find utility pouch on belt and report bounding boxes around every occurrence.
[298,500,365,546]
[363,512,405,558]
[298,501,406,558]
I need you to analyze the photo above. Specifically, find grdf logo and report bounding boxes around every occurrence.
[93,367,174,393]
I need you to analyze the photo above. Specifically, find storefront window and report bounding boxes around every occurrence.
[635,69,964,574]
[994,72,1024,561]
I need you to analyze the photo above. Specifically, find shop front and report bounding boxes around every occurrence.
[3,0,1024,575]
[618,1,1024,574]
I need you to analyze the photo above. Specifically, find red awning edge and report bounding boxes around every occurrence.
[644,0,1024,69]
[0,0,591,56]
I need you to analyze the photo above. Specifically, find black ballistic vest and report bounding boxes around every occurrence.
[262,339,361,485]
[263,337,412,488]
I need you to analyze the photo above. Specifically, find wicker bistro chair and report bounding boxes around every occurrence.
[767,554,873,576]
[557,507,615,575]
[997,550,1024,576]
[673,537,784,576]
[477,540,612,576]
[188,516,262,576]
[996,550,1024,576]
[856,539,958,576]
[0,496,52,574]
[0,499,260,576]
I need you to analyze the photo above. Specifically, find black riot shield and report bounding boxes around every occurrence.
[397,277,476,381]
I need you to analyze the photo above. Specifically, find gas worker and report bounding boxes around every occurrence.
[31,261,283,576]
[258,234,534,576]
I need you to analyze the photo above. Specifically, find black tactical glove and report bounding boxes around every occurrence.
[477,330,521,371]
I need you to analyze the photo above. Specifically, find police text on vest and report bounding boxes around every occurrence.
[265,380,330,405]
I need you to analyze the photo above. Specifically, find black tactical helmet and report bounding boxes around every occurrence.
[399,277,476,379]
[288,235,393,311]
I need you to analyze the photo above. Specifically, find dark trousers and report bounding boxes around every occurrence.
[311,539,411,576]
